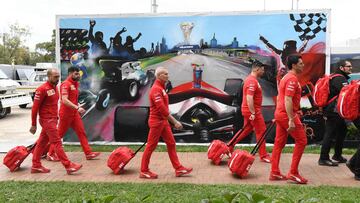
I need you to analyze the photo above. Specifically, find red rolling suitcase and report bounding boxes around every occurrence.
[228,121,275,178]
[207,127,246,165]
[107,142,146,174]
[3,143,36,172]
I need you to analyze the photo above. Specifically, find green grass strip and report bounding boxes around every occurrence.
[0,181,358,202]
[139,53,177,69]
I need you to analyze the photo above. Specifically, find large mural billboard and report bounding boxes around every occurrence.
[56,10,329,144]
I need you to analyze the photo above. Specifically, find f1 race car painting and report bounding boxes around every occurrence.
[95,57,154,110]
[114,64,244,143]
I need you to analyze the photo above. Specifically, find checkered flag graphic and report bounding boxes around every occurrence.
[289,13,327,41]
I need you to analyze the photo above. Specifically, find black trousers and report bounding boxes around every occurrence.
[320,112,347,160]
[348,118,360,175]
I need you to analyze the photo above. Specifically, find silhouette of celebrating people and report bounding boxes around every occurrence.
[88,20,108,57]
[109,27,128,56]
[124,33,142,54]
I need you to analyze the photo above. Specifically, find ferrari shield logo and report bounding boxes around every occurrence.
[47,89,55,96]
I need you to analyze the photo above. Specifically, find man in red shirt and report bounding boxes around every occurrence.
[270,55,308,184]
[46,67,100,161]
[228,61,271,163]
[140,67,192,179]
[30,68,82,174]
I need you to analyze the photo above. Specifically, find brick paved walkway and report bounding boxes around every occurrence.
[0,152,358,187]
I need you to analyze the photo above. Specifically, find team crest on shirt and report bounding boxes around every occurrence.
[70,85,76,90]
[46,89,55,96]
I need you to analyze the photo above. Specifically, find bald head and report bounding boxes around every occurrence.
[155,66,169,82]
[47,68,58,76]
[47,68,60,85]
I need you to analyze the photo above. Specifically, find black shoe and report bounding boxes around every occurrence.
[318,159,339,166]
[355,174,360,181]
[346,161,356,174]
[332,155,347,163]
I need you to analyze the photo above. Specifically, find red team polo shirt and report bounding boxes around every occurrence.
[148,79,170,126]
[59,77,79,117]
[275,72,301,116]
[241,75,263,115]
[31,81,59,126]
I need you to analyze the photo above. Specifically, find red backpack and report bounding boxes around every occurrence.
[313,74,342,107]
[337,80,360,120]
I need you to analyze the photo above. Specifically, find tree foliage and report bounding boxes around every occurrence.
[0,23,55,65]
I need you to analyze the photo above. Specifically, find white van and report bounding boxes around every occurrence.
[0,69,32,119]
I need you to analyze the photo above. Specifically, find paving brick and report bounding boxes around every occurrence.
[0,152,358,186]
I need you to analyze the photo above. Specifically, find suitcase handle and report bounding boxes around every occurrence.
[26,143,37,153]
[133,141,147,156]
[226,122,251,147]
[250,120,275,155]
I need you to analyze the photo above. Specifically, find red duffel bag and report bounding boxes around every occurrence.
[3,143,36,172]
[207,127,246,165]
[107,142,146,174]
[228,121,275,178]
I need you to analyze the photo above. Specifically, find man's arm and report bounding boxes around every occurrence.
[88,20,96,43]
[246,95,256,121]
[133,33,142,42]
[259,35,282,55]
[30,89,45,134]
[61,94,78,110]
[151,89,182,129]
[245,81,256,120]
[285,96,295,132]
[168,114,182,129]
[298,39,309,53]
[61,94,85,114]
[246,95,255,114]
[61,84,85,114]
[284,78,297,132]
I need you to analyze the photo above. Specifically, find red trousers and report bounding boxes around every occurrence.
[32,118,70,168]
[48,113,92,156]
[141,121,181,172]
[271,113,307,175]
[229,113,268,157]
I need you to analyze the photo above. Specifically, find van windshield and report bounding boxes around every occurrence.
[0,70,9,79]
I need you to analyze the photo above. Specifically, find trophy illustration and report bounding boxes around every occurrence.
[180,22,194,45]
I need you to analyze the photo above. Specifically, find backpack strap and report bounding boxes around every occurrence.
[329,73,343,79]
[326,73,345,105]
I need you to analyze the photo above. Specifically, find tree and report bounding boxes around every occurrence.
[0,24,56,65]
[33,29,55,62]
[0,23,31,64]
